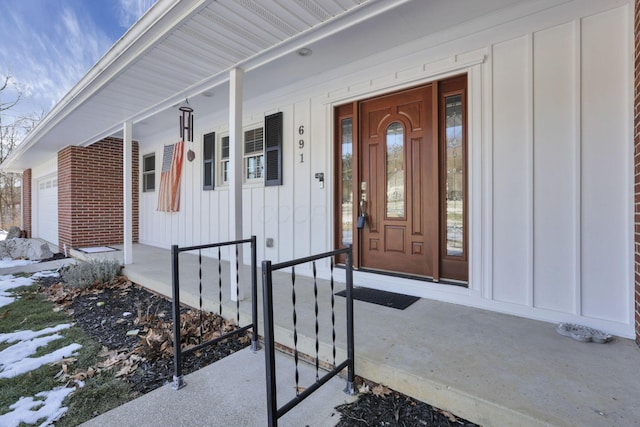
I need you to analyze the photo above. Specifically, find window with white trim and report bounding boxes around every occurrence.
[219,127,265,184]
[143,153,155,192]
[244,127,264,180]
[220,136,229,184]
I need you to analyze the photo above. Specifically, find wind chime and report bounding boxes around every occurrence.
[179,98,195,161]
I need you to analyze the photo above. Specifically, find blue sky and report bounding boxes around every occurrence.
[0,0,156,126]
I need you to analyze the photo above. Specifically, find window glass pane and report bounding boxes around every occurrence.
[144,173,155,191]
[222,160,229,182]
[386,122,404,218]
[246,155,264,180]
[445,94,464,257]
[143,154,155,192]
[221,136,229,159]
[341,118,353,244]
[144,155,155,172]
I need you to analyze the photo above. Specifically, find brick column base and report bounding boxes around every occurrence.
[58,138,139,250]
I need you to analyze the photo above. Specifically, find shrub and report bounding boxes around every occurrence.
[61,259,122,288]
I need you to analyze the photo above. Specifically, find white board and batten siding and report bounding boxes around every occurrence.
[138,1,634,337]
[490,5,631,335]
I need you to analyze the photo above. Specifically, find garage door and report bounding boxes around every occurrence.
[36,176,58,245]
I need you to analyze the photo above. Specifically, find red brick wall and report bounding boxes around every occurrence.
[22,168,32,237]
[58,138,139,249]
[635,0,639,345]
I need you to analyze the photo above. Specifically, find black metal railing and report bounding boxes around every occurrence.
[171,236,259,390]
[262,246,355,427]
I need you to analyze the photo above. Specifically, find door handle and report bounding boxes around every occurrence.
[358,192,367,229]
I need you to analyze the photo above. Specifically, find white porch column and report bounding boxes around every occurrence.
[229,68,244,301]
[123,121,133,265]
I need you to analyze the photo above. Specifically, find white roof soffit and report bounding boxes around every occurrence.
[3,0,412,172]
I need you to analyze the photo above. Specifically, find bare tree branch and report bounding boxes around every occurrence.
[0,75,21,112]
[0,74,41,229]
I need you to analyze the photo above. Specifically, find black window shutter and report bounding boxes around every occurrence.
[264,112,283,186]
[203,132,215,190]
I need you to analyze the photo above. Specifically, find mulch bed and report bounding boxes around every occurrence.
[37,275,249,396]
[36,274,480,426]
[336,383,480,426]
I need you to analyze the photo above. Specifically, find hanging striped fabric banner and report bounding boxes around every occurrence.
[157,141,184,212]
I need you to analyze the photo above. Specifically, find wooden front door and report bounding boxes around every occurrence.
[335,75,468,283]
[359,85,438,277]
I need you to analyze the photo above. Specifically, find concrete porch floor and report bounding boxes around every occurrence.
[92,243,639,426]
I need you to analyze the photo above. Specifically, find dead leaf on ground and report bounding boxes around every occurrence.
[440,410,458,422]
[372,384,392,397]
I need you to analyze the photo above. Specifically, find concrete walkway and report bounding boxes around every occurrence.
[77,245,640,426]
[81,347,355,427]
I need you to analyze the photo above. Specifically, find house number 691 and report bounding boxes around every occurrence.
[298,125,305,163]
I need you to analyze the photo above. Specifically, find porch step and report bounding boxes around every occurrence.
[122,248,640,427]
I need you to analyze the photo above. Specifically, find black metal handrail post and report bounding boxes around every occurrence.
[171,236,259,392]
[262,260,278,427]
[344,245,355,394]
[262,246,355,426]
[171,244,185,390]
[251,235,260,351]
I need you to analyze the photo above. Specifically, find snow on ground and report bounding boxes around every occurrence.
[0,343,82,379]
[0,271,58,308]
[0,334,67,367]
[0,383,82,427]
[0,271,82,426]
[0,258,37,269]
[0,324,71,345]
[0,275,34,308]
[31,271,60,279]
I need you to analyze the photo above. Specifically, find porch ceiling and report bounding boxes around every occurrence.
[3,0,534,172]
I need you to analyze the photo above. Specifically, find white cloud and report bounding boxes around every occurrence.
[0,3,113,115]
[118,0,157,28]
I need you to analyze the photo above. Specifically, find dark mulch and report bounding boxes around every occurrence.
[37,274,480,426]
[336,389,480,427]
[37,275,249,395]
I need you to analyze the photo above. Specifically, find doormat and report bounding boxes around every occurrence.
[76,246,118,253]
[335,287,419,310]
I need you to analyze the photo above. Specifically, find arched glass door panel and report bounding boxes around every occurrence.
[386,122,405,218]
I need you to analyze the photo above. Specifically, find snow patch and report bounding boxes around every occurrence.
[0,275,34,308]
[0,258,37,268]
[0,324,71,344]
[31,271,60,279]
[0,383,81,427]
[0,334,66,367]
[0,343,82,379]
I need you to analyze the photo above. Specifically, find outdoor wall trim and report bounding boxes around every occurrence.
[123,121,133,264]
[229,67,243,301]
